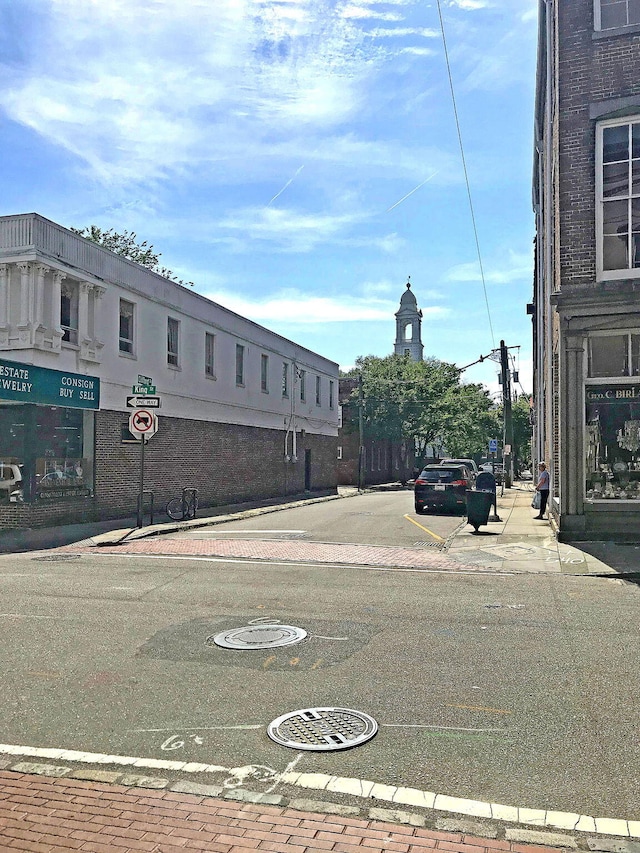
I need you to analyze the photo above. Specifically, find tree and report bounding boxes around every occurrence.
[343,354,500,462]
[70,225,193,286]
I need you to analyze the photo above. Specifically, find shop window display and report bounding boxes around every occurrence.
[585,386,640,500]
[0,403,93,502]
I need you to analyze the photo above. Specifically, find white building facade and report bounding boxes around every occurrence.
[0,213,339,528]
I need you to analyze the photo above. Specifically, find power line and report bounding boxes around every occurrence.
[435,0,495,347]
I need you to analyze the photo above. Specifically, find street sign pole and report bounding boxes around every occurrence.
[137,434,145,528]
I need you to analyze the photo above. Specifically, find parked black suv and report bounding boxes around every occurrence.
[414,464,474,514]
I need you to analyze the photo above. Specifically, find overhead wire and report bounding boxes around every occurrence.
[435,0,495,347]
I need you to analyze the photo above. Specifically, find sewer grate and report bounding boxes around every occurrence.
[267,707,378,751]
[207,624,308,650]
[33,554,81,562]
[413,540,444,548]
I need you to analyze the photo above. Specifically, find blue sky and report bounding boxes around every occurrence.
[0,0,537,397]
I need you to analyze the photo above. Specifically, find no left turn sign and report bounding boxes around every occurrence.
[129,409,158,439]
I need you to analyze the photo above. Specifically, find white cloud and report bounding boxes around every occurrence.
[0,0,442,187]
[446,250,533,285]
[446,0,493,9]
[202,288,450,324]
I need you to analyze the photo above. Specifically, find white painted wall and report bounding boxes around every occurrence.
[0,214,339,436]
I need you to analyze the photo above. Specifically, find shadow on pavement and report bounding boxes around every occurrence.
[573,540,640,586]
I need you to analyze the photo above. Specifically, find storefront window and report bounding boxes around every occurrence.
[0,403,94,503]
[585,385,640,500]
[589,335,628,376]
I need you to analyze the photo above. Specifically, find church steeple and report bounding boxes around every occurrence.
[394,277,424,361]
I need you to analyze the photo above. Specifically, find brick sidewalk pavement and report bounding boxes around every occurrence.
[0,771,565,853]
[72,538,485,572]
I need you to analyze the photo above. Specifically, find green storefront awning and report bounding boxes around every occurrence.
[0,358,100,409]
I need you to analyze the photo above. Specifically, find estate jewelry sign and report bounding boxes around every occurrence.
[0,358,100,409]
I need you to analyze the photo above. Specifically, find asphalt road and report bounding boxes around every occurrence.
[169,488,465,545]
[0,491,638,822]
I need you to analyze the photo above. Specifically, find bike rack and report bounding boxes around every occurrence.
[137,490,154,528]
[183,487,198,518]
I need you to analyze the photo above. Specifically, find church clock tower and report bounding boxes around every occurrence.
[393,278,424,361]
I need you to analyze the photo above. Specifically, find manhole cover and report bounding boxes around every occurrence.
[267,707,378,751]
[33,554,81,562]
[208,624,307,650]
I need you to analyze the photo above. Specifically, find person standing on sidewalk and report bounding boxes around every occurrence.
[534,461,550,519]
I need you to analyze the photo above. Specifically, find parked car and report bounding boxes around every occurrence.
[0,463,22,499]
[480,462,504,484]
[414,464,474,514]
[441,457,478,473]
[519,468,533,481]
[440,458,478,482]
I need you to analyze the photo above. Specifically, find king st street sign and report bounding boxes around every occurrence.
[0,358,100,409]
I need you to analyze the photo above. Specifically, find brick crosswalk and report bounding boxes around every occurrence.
[78,539,485,572]
[0,771,563,853]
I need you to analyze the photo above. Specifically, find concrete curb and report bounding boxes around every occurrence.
[0,747,636,848]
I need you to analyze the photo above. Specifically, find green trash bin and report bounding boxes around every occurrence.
[466,489,493,532]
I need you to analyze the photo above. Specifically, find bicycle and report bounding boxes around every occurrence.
[166,488,199,521]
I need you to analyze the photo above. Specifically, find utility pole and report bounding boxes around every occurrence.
[357,374,365,491]
[500,340,514,488]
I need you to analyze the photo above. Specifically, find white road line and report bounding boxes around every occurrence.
[0,741,634,838]
[382,724,506,733]
[129,725,263,733]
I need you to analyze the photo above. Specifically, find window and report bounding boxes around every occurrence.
[61,282,78,345]
[167,317,179,367]
[597,119,640,277]
[299,369,306,402]
[261,354,269,392]
[589,332,640,377]
[596,0,640,30]
[315,375,321,406]
[236,344,245,385]
[282,362,289,397]
[205,332,215,377]
[119,300,135,354]
[329,380,334,409]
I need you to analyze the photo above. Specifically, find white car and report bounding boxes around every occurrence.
[0,463,22,498]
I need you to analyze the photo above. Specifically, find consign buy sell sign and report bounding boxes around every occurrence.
[0,358,100,409]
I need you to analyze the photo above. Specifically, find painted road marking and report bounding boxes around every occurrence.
[446,704,512,715]
[403,514,446,542]
[0,741,634,837]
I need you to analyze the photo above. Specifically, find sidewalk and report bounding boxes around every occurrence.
[0,768,615,853]
[446,483,618,576]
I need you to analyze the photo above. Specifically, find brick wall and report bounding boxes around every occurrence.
[558,1,640,288]
[0,409,337,530]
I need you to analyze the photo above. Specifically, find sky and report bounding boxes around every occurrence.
[0,0,538,399]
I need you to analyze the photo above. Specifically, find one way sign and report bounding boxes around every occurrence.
[126,395,161,408]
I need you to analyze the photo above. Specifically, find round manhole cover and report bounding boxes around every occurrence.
[267,707,378,751]
[208,624,308,650]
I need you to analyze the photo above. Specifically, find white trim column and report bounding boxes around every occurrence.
[17,262,32,329]
[79,281,90,344]
[0,264,9,328]
[51,270,65,349]
[34,264,48,329]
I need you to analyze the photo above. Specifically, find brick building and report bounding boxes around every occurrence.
[0,213,339,529]
[533,0,640,539]
[336,378,414,486]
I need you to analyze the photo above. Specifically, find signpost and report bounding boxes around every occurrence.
[128,408,158,528]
